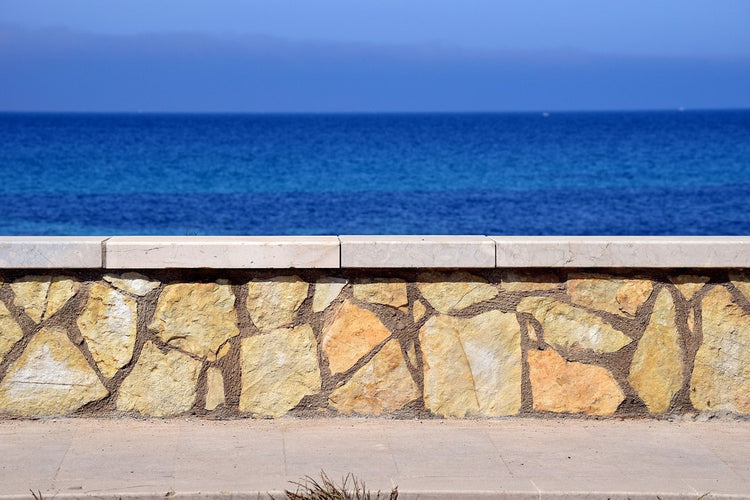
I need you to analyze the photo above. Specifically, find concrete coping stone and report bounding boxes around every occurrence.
[0,236,105,268]
[491,235,750,268]
[339,235,496,268]
[0,235,749,269]
[104,236,340,269]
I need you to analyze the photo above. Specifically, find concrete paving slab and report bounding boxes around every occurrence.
[0,418,748,500]
[55,426,180,482]
[281,424,398,486]
[0,421,75,493]
[386,426,510,478]
[174,424,286,481]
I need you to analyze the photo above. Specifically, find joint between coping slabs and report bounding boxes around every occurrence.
[337,235,343,269]
[101,237,112,269]
[487,234,497,269]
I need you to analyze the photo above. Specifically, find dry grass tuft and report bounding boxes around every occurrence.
[276,471,397,500]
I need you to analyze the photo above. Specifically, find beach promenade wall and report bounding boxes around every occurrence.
[0,236,749,419]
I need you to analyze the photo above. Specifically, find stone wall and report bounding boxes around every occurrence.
[0,269,748,419]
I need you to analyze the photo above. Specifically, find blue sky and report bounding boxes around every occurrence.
[1,0,749,112]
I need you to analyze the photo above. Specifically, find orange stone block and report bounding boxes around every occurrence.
[322,300,392,375]
[528,348,624,415]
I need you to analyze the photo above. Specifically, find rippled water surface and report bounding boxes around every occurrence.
[1,111,748,234]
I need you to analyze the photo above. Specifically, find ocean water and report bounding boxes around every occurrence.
[1,111,749,235]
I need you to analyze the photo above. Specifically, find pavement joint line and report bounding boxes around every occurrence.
[528,480,541,499]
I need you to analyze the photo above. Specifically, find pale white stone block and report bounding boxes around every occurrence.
[104,236,340,269]
[0,237,104,268]
[339,235,496,268]
[491,236,750,268]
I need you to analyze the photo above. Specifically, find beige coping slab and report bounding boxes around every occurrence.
[2,236,750,269]
[339,235,496,268]
[0,236,104,268]
[491,235,750,268]
[104,236,340,269]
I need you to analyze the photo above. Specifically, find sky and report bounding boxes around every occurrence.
[1,0,749,112]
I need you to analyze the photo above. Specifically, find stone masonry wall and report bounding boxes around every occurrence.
[0,269,748,419]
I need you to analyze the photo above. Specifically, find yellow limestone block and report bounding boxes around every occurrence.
[330,340,419,415]
[0,301,23,364]
[149,281,239,361]
[0,327,108,417]
[691,286,750,414]
[353,278,408,309]
[501,271,560,292]
[240,324,320,417]
[568,273,653,317]
[246,276,309,332]
[628,288,684,413]
[11,275,80,323]
[312,277,347,313]
[117,342,201,417]
[518,296,633,354]
[77,283,137,379]
[11,275,50,323]
[103,272,160,296]
[417,272,497,314]
[46,277,80,319]
[420,311,521,417]
[205,367,225,411]
[412,299,426,322]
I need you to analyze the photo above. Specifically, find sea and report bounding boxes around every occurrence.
[1,110,749,235]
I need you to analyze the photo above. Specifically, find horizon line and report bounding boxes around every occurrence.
[2,106,749,115]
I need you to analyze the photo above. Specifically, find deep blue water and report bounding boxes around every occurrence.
[1,111,749,235]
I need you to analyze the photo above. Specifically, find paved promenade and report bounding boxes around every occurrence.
[1,418,748,499]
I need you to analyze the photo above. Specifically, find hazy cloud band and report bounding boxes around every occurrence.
[2,25,749,112]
